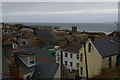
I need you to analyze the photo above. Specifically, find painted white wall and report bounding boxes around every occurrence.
[23,70,35,80]
[12,44,18,48]
[63,51,79,71]
[18,55,36,67]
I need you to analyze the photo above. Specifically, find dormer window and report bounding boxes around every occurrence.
[18,54,35,67]
[30,56,34,64]
[88,43,91,52]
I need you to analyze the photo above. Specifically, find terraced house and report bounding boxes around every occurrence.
[62,44,81,71]
[79,36,120,78]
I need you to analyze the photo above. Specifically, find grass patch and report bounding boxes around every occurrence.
[94,66,120,78]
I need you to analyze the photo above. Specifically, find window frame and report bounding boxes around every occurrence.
[80,67,83,75]
[76,63,79,68]
[70,62,73,67]
[70,54,73,58]
[77,54,79,59]
[65,61,68,66]
[65,53,68,57]
[88,43,92,52]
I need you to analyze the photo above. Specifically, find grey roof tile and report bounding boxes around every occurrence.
[91,36,120,58]
[34,30,63,42]
[64,44,81,53]
[14,46,59,78]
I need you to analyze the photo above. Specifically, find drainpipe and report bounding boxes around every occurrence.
[60,50,63,80]
[84,42,88,79]
[55,51,59,64]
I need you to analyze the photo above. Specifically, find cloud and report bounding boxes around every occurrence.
[0,2,2,22]
[2,2,118,22]
[3,9,117,16]
[2,0,120,2]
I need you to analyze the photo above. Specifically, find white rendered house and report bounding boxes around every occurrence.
[56,45,81,72]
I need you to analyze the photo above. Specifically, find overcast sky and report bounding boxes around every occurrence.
[1,0,119,2]
[2,2,118,23]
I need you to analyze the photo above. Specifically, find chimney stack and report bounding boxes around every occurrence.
[72,26,77,32]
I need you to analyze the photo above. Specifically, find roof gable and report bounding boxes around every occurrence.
[64,44,82,53]
[34,30,63,42]
[90,37,120,58]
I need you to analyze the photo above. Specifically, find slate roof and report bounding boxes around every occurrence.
[64,44,82,53]
[91,36,120,58]
[14,46,59,79]
[21,28,33,31]
[34,30,63,42]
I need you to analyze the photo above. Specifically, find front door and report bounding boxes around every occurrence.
[109,57,112,68]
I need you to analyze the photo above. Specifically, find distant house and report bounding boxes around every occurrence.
[17,39,35,46]
[2,35,20,49]
[79,37,120,78]
[108,31,120,36]
[55,48,79,79]
[62,45,82,71]
[34,30,66,46]
[21,28,34,33]
[11,39,20,49]
[12,43,19,48]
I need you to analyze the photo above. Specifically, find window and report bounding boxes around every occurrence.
[70,62,73,66]
[77,69,79,72]
[80,54,83,61]
[70,54,72,58]
[26,75,30,80]
[109,57,112,68]
[81,41,83,44]
[30,56,34,64]
[88,43,91,52]
[80,67,83,75]
[77,54,79,59]
[65,61,68,66]
[116,55,120,66]
[23,42,26,45]
[65,53,68,57]
[76,63,79,68]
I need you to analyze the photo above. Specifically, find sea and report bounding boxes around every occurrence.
[8,22,118,33]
